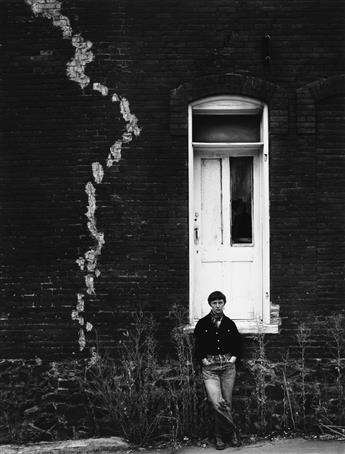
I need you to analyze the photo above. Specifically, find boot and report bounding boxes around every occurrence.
[231,431,242,447]
[215,435,226,450]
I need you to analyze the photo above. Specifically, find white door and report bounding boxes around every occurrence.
[192,148,262,321]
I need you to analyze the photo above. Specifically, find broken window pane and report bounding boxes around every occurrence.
[230,157,253,244]
[193,114,260,142]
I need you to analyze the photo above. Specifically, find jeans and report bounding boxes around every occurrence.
[202,361,237,439]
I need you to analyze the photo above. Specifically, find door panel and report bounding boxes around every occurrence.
[201,159,222,246]
[193,150,262,321]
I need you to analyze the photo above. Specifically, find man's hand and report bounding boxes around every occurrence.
[202,357,211,366]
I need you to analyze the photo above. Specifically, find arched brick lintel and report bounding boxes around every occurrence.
[297,74,345,134]
[170,74,288,136]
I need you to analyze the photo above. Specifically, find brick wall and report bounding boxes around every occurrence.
[1,0,344,360]
[316,95,345,312]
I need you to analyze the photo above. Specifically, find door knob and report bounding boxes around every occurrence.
[194,227,199,244]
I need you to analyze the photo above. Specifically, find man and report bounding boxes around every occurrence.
[194,291,242,450]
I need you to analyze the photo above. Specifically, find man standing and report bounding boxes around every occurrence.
[194,291,242,450]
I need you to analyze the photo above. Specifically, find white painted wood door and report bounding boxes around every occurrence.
[192,148,262,321]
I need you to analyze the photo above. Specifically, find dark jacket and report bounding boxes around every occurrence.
[194,312,242,362]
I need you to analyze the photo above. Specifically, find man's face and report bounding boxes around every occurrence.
[209,299,225,314]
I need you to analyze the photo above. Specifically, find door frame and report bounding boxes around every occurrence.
[188,96,270,330]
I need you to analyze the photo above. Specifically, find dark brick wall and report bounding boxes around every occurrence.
[1,0,344,359]
[316,95,345,312]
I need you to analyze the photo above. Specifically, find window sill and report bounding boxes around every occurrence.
[183,320,280,335]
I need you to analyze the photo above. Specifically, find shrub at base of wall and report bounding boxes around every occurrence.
[0,312,344,445]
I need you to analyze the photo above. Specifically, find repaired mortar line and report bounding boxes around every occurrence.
[25,0,141,352]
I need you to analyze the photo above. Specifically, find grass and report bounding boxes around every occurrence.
[0,311,344,445]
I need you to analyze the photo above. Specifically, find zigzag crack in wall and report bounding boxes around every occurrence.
[25,0,141,351]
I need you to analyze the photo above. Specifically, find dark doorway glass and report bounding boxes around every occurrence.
[230,157,253,244]
[193,114,260,142]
